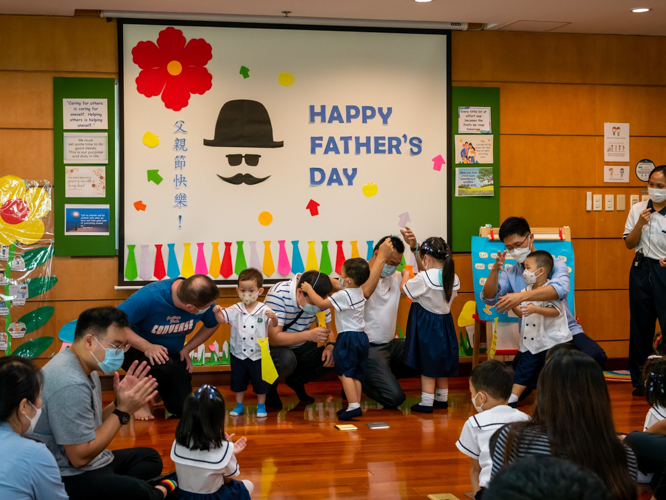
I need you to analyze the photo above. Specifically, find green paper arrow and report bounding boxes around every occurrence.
[18,306,55,334]
[13,336,54,359]
[21,245,54,270]
[27,276,58,299]
[147,170,163,185]
[239,65,250,79]
[396,254,406,272]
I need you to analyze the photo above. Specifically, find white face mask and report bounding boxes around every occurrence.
[649,188,666,204]
[472,393,485,413]
[24,401,41,435]
[239,291,259,305]
[523,269,541,285]
[509,246,531,264]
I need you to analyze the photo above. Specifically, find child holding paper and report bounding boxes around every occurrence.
[213,268,277,418]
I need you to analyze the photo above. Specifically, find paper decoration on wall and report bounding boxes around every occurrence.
[167,243,180,278]
[258,211,273,226]
[335,241,346,274]
[350,241,360,259]
[18,306,54,335]
[8,321,27,338]
[125,245,138,281]
[306,199,320,216]
[262,241,275,277]
[362,182,378,197]
[154,244,166,280]
[0,302,8,315]
[291,241,305,274]
[257,337,279,383]
[234,241,247,275]
[209,242,221,278]
[147,169,163,185]
[139,245,152,280]
[249,241,261,271]
[305,241,318,271]
[239,66,250,79]
[432,154,445,171]
[134,200,147,211]
[320,241,333,275]
[19,246,54,271]
[9,284,28,306]
[0,332,6,350]
[27,277,57,300]
[142,132,160,148]
[277,240,291,276]
[0,175,51,246]
[278,72,295,87]
[366,241,374,261]
[220,242,233,278]
[10,255,26,271]
[181,242,195,278]
[13,336,54,359]
[398,212,411,227]
[132,27,213,111]
[195,242,208,275]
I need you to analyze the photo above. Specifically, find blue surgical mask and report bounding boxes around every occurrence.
[195,304,212,315]
[91,337,125,375]
[302,302,320,315]
[381,264,397,278]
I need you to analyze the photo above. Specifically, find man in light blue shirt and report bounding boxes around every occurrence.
[481,217,606,369]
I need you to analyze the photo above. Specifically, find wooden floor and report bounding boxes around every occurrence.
[106,377,652,499]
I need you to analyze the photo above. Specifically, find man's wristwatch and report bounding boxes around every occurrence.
[113,408,130,425]
[410,242,418,253]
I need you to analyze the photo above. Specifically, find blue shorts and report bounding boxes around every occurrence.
[512,350,547,387]
[333,331,369,381]
[230,355,271,394]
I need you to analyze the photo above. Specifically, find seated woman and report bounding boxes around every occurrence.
[0,356,69,499]
[490,349,638,500]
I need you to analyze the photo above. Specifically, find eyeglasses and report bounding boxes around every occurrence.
[96,337,131,355]
[226,154,261,167]
[505,235,530,252]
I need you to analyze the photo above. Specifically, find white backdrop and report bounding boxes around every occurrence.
[120,22,449,285]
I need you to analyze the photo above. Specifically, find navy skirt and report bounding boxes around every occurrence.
[404,302,459,378]
[174,480,251,500]
[333,331,369,380]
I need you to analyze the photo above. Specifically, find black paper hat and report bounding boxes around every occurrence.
[204,99,283,148]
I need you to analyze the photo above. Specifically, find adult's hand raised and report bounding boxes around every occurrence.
[144,342,169,366]
[114,364,158,414]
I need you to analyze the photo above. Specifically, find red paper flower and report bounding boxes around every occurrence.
[132,27,213,111]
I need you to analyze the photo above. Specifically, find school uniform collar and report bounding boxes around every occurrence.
[240,301,266,317]
[171,440,233,469]
[648,199,666,216]
[423,269,443,290]
[471,404,522,428]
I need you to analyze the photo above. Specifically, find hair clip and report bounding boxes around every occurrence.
[648,355,664,360]
[649,373,665,396]
[194,384,217,401]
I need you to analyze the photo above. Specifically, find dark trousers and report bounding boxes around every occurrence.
[123,347,192,416]
[362,339,419,409]
[572,332,608,370]
[629,258,666,386]
[624,431,666,499]
[270,341,333,391]
[63,448,163,500]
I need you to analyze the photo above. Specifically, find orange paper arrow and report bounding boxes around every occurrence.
[134,200,147,211]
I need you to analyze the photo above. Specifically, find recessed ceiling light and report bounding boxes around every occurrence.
[415,0,432,3]
[631,8,651,12]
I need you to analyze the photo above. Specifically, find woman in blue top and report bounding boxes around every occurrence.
[0,356,69,499]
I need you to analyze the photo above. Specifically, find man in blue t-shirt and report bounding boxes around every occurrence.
[118,274,220,419]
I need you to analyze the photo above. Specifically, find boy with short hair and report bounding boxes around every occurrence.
[509,250,573,406]
[456,360,530,499]
[213,268,277,418]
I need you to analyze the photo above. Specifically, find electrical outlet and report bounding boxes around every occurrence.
[605,195,614,211]
[617,194,626,211]
[593,194,603,211]
[630,195,640,206]
[586,192,592,211]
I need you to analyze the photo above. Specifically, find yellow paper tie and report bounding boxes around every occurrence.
[489,318,498,359]
[181,242,195,278]
[305,240,319,271]
[262,241,275,276]
[350,240,360,258]
[257,338,278,384]
[315,311,329,347]
[209,242,221,278]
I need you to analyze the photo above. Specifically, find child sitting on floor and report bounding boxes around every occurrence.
[509,250,572,407]
[457,359,530,499]
[213,268,278,418]
[171,385,253,500]
[643,355,666,432]
[301,258,370,420]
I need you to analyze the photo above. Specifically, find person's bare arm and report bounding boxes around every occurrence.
[300,282,333,310]
[126,328,169,365]
[646,419,666,435]
[625,208,651,249]
[483,251,507,300]
[522,303,559,318]
[496,286,559,313]
[470,458,482,493]
[268,324,329,347]
[362,239,393,299]
[180,324,219,373]
[399,269,410,295]
[401,226,425,272]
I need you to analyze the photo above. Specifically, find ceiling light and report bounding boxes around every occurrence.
[415,0,432,3]
[631,8,651,12]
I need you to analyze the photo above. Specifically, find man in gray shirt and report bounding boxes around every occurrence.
[30,306,170,500]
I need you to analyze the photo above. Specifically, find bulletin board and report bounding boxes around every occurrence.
[53,77,116,256]
[118,20,451,286]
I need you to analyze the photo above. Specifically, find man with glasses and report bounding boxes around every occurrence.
[118,274,220,420]
[481,217,606,371]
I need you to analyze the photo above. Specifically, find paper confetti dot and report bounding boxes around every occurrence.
[258,211,273,226]
[362,182,378,198]
[278,72,295,87]
[142,132,160,148]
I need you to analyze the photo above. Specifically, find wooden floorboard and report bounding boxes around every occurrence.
[104,377,652,499]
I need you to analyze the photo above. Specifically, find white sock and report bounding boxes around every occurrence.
[421,392,434,406]
[435,389,448,402]
[508,394,519,404]
[348,402,360,410]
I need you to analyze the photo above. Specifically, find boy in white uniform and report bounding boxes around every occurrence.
[509,250,572,406]
[214,268,277,418]
[457,359,530,499]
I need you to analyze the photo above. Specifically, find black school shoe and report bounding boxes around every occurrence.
[410,403,434,413]
[286,380,315,403]
[265,389,284,410]
[338,407,362,420]
[337,406,348,416]
[632,386,645,397]
[433,400,448,409]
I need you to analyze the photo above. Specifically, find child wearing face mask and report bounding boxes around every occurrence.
[213,268,277,418]
[402,237,460,413]
[456,360,530,499]
[508,250,572,407]
[301,258,371,420]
